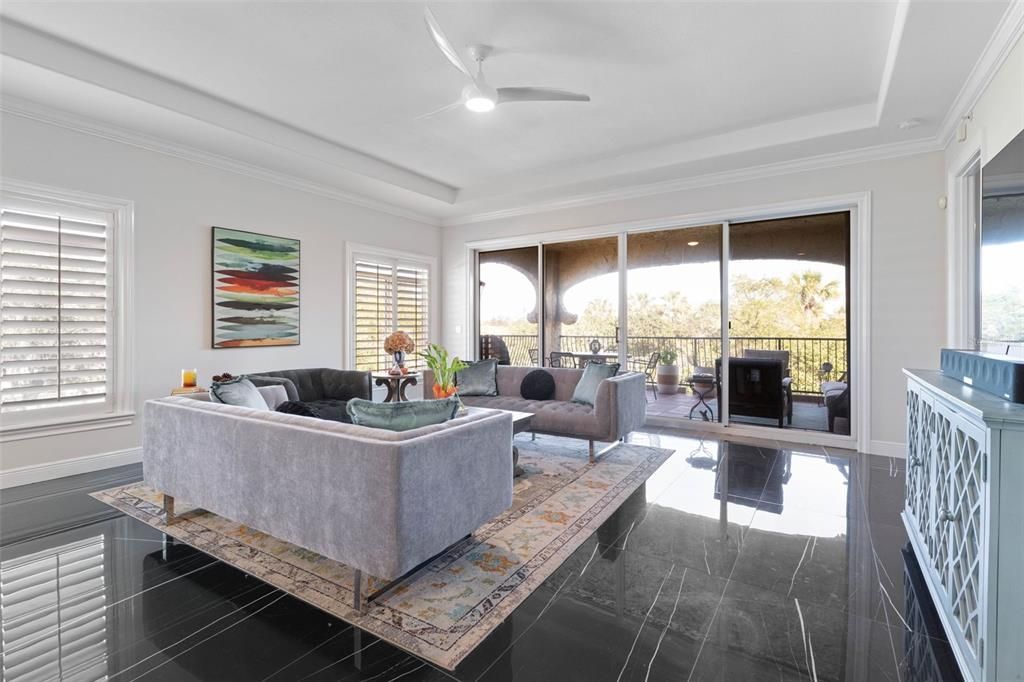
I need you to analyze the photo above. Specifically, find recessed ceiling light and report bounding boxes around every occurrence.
[897,118,923,130]
[797,252,806,256]
[687,241,699,246]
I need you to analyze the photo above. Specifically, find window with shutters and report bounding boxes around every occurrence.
[0,536,108,681]
[349,248,432,372]
[1,183,133,438]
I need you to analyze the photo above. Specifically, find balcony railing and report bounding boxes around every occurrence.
[481,333,848,395]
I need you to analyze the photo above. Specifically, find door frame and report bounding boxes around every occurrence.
[465,191,870,452]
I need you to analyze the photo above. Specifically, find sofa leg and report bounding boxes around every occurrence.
[163,494,176,525]
[353,569,366,613]
[588,440,595,463]
[531,432,536,441]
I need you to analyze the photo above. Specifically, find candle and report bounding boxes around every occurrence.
[181,369,198,388]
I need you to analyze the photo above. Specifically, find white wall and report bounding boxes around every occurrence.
[442,152,948,453]
[0,113,441,480]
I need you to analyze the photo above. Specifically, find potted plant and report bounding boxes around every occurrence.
[418,343,468,399]
[656,349,680,395]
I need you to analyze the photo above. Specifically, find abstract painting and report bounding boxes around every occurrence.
[212,227,300,348]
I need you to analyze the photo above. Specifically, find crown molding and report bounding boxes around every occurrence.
[442,136,942,226]
[0,17,456,205]
[0,95,442,226]
[938,0,1024,148]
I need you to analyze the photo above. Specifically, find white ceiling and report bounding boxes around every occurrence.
[0,1,1015,223]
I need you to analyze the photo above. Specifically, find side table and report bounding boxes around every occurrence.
[372,372,420,402]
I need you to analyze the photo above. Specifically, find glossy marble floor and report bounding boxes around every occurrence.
[0,428,961,681]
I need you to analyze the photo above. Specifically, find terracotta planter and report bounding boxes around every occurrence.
[656,364,680,394]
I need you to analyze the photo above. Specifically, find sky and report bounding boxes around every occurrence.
[480,259,848,322]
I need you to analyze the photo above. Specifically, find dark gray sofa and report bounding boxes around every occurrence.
[248,368,371,422]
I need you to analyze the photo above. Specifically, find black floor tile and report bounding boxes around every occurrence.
[0,429,961,682]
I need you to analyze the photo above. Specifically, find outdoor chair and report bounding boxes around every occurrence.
[716,357,791,428]
[742,349,793,424]
[628,351,660,401]
[528,348,539,365]
[479,335,511,365]
[548,351,577,368]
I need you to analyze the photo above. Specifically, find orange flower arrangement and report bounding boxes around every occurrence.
[383,331,415,354]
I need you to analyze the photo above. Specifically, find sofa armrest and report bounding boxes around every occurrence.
[594,372,647,441]
[321,368,372,401]
[248,375,299,402]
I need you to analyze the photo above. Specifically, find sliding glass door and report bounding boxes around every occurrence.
[541,237,619,368]
[473,210,852,438]
[626,224,722,421]
[727,213,850,434]
[478,247,540,365]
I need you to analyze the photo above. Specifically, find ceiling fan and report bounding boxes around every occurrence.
[421,6,591,117]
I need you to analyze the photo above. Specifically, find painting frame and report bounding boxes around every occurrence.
[211,226,301,349]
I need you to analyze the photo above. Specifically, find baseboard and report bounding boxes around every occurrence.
[0,447,143,490]
[868,440,906,458]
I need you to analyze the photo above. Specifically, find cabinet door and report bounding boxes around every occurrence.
[945,414,987,673]
[929,402,955,587]
[905,387,931,537]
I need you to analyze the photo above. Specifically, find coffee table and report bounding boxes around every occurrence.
[463,408,533,477]
[506,410,533,477]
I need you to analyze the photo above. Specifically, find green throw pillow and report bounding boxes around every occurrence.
[210,376,269,410]
[346,397,460,431]
[571,363,620,406]
[456,359,498,396]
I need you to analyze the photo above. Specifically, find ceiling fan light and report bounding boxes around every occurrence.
[465,96,496,113]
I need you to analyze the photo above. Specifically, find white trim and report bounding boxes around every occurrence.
[0,178,136,436]
[0,96,443,227]
[946,150,983,349]
[444,139,940,227]
[937,0,1024,148]
[875,0,910,124]
[0,411,135,444]
[465,191,871,452]
[343,242,439,369]
[867,439,906,458]
[0,447,142,489]
[720,221,731,428]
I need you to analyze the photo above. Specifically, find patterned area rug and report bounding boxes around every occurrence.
[91,437,673,670]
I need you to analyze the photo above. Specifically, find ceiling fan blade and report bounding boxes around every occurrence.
[424,7,475,82]
[415,99,464,121]
[497,87,591,104]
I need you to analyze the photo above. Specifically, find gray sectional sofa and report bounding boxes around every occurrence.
[424,365,647,460]
[143,385,513,610]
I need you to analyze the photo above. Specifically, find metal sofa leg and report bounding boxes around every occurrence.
[163,494,176,525]
[532,432,536,441]
[588,440,595,463]
[353,569,366,613]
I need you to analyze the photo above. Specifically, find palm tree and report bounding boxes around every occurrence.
[788,271,838,318]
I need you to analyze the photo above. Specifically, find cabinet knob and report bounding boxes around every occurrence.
[941,510,955,523]
[910,456,923,468]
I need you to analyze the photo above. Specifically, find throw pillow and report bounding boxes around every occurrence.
[520,369,556,400]
[210,376,269,410]
[275,400,322,418]
[455,359,498,396]
[346,397,460,431]
[571,362,621,406]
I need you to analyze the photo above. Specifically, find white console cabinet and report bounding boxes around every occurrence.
[904,369,1024,682]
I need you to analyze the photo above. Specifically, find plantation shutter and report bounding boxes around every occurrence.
[1,536,108,681]
[354,259,394,372]
[352,256,429,372]
[395,264,429,371]
[1,208,109,413]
